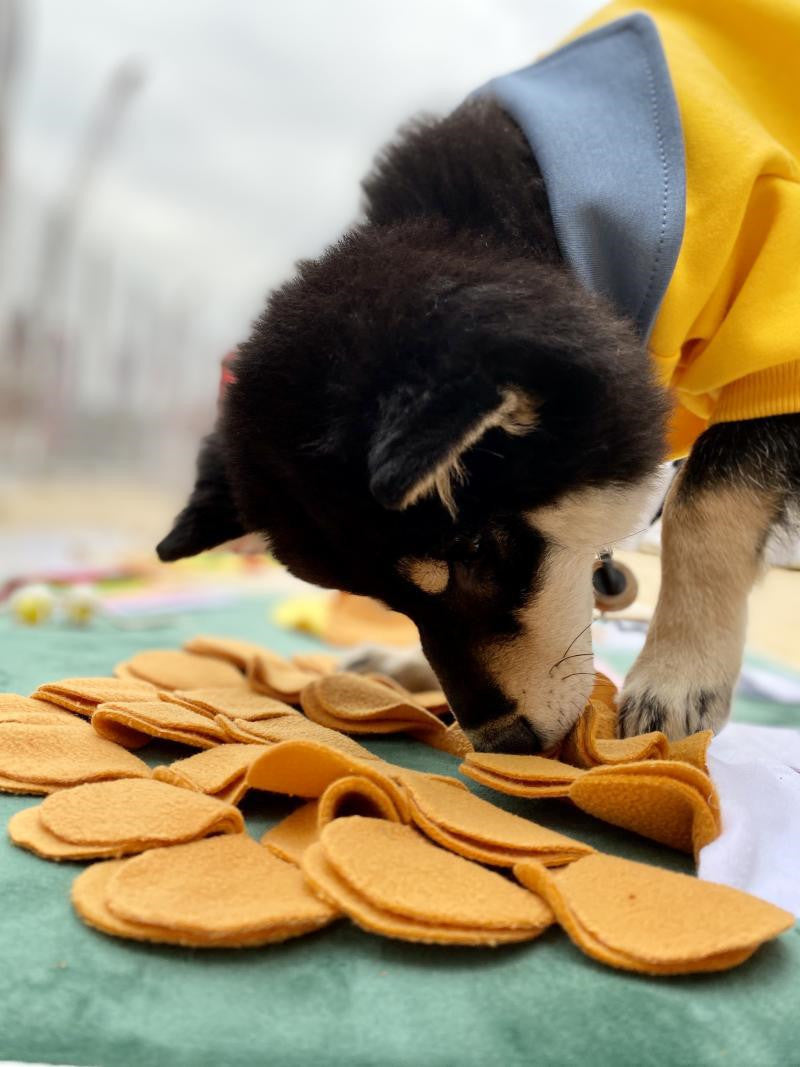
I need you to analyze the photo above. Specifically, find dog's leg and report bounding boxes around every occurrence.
[619,415,799,739]
[340,645,439,691]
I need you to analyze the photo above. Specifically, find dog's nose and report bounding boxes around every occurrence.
[471,716,543,755]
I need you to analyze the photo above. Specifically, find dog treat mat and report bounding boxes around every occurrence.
[0,604,798,1067]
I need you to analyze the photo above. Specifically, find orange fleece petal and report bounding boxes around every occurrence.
[153,744,270,805]
[323,592,419,648]
[218,713,378,760]
[400,774,592,868]
[112,664,140,681]
[183,634,278,672]
[33,677,157,717]
[668,730,713,773]
[115,650,246,691]
[261,801,321,865]
[73,850,335,948]
[584,757,721,796]
[303,676,448,743]
[300,683,415,735]
[39,777,243,846]
[167,687,297,722]
[319,817,553,932]
[561,698,668,768]
[0,694,89,727]
[313,673,442,727]
[290,652,338,675]
[415,722,473,757]
[457,768,577,798]
[8,806,122,860]
[246,740,407,814]
[364,673,410,694]
[0,774,61,796]
[588,672,619,712]
[92,700,227,750]
[406,812,581,869]
[251,657,320,703]
[312,673,416,715]
[515,854,794,974]
[104,834,336,939]
[10,779,242,860]
[0,723,149,791]
[569,761,721,857]
[590,731,670,765]
[317,775,403,827]
[302,842,544,947]
[391,767,468,794]
[412,689,450,714]
[460,753,583,797]
[558,715,589,768]
[184,638,318,702]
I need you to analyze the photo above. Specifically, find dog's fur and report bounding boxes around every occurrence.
[158,98,800,753]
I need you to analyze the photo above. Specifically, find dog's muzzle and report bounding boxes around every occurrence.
[466,715,542,755]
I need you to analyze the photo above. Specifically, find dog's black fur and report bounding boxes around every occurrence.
[158,97,800,751]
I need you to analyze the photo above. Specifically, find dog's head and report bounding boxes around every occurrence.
[158,222,668,751]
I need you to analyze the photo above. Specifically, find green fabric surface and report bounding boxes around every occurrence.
[0,600,798,1067]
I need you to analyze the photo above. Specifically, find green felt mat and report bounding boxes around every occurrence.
[0,601,798,1067]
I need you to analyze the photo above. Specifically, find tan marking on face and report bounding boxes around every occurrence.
[398,388,538,517]
[479,543,596,748]
[528,475,665,552]
[399,557,449,595]
[471,476,662,746]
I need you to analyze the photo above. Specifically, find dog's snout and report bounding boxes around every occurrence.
[469,715,543,755]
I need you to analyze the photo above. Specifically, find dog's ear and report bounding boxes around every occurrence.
[156,433,246,561]
[367,377,536,514]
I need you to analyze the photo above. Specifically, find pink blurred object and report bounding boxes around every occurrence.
[219,349,238,404]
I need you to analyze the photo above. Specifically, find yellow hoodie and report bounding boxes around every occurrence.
[490,1,800,458]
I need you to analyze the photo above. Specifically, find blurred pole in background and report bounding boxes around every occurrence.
[0,0,25,466]
[31,60,145,326]
[26,58,146,458]
[0,0,23,302]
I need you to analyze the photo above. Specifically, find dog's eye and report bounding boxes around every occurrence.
[449,534,485,564]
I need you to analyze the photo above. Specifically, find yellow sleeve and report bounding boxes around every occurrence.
[671,174,800,425]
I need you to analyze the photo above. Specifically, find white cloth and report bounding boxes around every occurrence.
[699,722,800,916]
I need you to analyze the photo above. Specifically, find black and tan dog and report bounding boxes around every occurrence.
[158,2,800,753]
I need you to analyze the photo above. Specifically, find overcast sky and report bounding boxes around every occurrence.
[7,0,600,353]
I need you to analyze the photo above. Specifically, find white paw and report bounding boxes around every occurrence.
[618,656,733,740]
[339,644,438,692]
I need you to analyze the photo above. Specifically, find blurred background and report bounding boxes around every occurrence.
[0,0,600,576]
[0,0,796,685]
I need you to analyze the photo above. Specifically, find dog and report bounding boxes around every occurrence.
[157,1,800,754]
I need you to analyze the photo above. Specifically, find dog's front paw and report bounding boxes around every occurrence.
[618,665,732,740]
[339,644,438,692]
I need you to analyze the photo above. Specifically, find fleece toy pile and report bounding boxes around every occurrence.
[0,636,792,973]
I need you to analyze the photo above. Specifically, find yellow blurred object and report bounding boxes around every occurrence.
[272,597,330,636]
[8,584,56,626]
[62,585,100,626]
[325,593,419,647]
[274,591,419,648]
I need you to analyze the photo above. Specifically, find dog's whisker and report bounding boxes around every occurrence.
[548,620,594,677]
[553,619,593,665]
[558,651,594,665]
[596,524,652,551]
[548,650,594,678]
